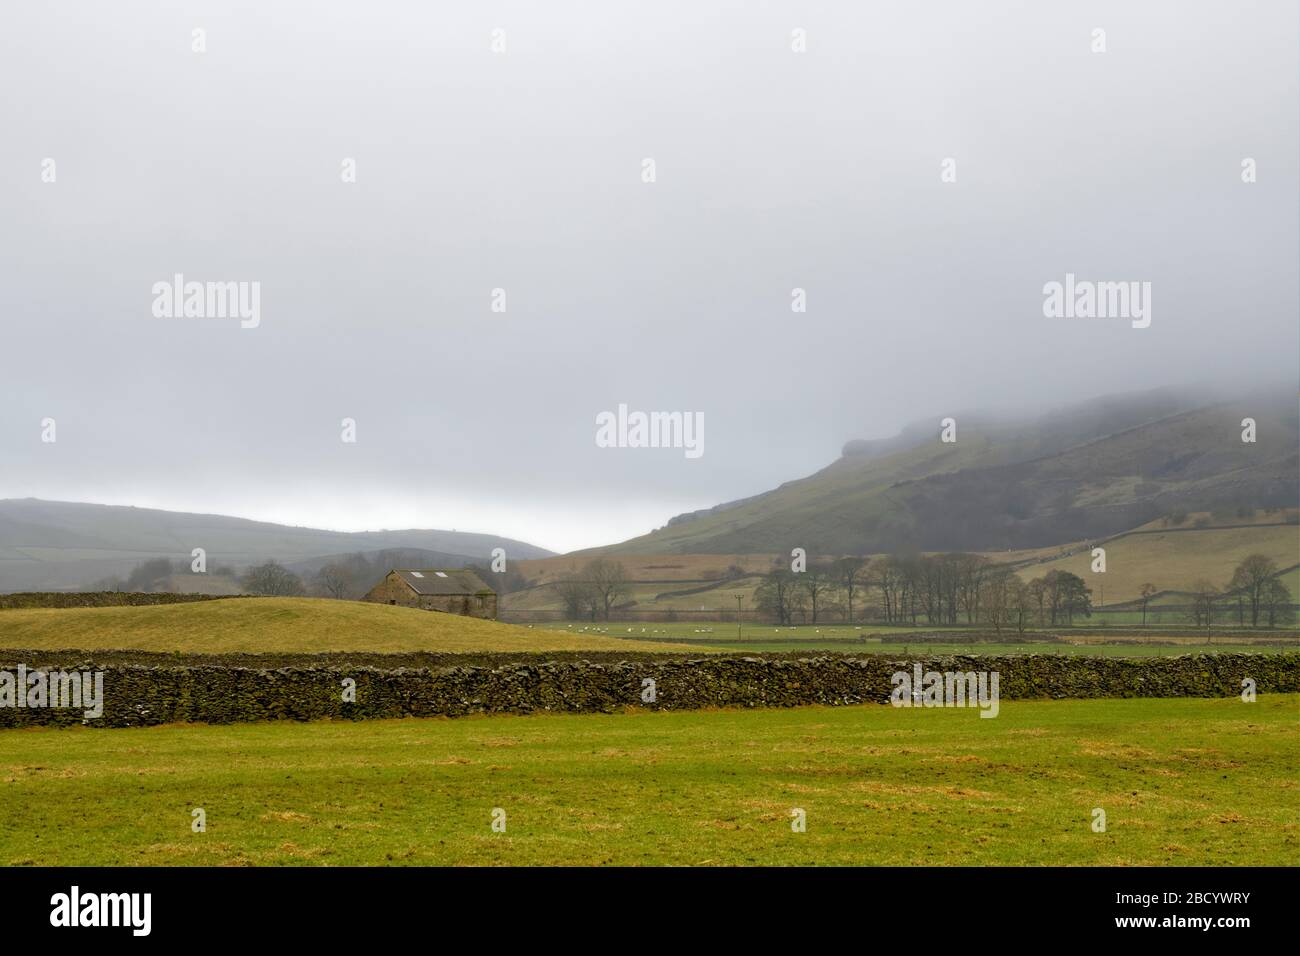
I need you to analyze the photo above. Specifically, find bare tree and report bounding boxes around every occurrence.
[1057,572,1092,624]
[465,563,528,595]
[1138,582,1157,627]
[832,557,870,624]
[917,557,944,625]
[1007,576,1032,637]
[897,555,924,625]
[1261,577,1294,627]
[240,560,305,596]
[552,577,597,620]
[756,568,803,625]
[957,554,992,624]
[874,556,905,624]
[1229,554,1279,626]
[1026,577,1047,627]
[314,562,356,600]
[582,558,630,620]
[1189,579,1219,630]
[799,561,835,624]
[983,568,1014,634]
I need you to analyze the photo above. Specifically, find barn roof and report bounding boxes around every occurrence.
[392,568,495,596]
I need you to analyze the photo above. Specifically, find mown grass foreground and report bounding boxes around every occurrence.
[0,598,701,654]
[2,696,1294,866]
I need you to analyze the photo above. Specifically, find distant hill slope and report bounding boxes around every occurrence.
[506,512,1298,616]
[0,499,553,592]
[0,597,695,654]
[604,387,1299,555]
[1008,515,1300,605]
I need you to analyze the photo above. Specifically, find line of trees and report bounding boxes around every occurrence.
[752,551,1293,630]
[753,554,1089,632]
[94,551,531,600]
[103,556,309,597]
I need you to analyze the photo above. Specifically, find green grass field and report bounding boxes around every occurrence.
[2,696,1294,866]
[550,622,1298,656]
[0,598,702,654]
[551,623,972,641]
[640,641,1293,656]
[1015,523,1299,604]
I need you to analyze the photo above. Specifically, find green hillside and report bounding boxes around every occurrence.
[605,388,1298,556]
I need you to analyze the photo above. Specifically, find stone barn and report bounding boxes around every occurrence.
[364,568,498,620]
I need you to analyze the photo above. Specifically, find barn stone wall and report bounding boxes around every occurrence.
[413,593,497,618]
[363,572,414,607]
[362,572,497,620]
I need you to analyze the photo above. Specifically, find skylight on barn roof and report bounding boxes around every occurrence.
[435,571,448,577]
[410,571,424,578]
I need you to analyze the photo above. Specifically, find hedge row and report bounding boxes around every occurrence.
[0,653,1294,728]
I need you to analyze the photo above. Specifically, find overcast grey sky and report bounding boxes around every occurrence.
[1,0,1296,553]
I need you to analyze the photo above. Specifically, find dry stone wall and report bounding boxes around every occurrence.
[0,652,1293,728]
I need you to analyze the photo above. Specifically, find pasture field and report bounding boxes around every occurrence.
[509,515,1299,616]
[540,622,1299,656]
[1010,523,1299,604]
[548,623,968,641]
[1,696,1294,866]
[505,579,762,612]
[635,641,1294,656]
[0,598,701,654]
[514,553,778,585]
